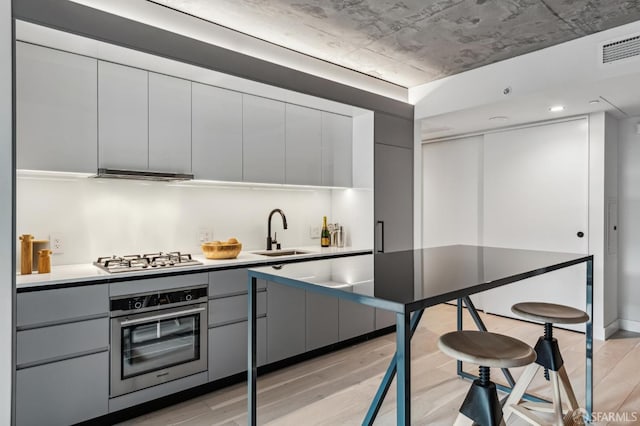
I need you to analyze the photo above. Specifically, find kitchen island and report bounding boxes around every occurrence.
[247,245,594,425]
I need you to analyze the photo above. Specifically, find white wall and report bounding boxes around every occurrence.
[16,177,353,265]
[0,0,13,422]
[618,115,640,332]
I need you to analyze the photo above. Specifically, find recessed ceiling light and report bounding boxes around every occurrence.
[589,99,600,104]
[489,116,508,122]
[549,105,565,112]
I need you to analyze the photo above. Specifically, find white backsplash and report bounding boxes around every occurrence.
[17,176,372,266]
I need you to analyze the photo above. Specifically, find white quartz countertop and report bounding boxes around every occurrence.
[16,246,371,290]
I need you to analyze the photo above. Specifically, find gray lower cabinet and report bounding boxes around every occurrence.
[16,351,109,426]
[306,291,339,351]
[16,42,97,173]
[208,318,267,381]
[375,308,396,330]
[339,299,375,341]
[267,281,306,363]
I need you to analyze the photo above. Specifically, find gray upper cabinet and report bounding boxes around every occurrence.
[16,42,97,173]
[148,72,192,173]
[285,104,321,185]
[321,112,352,187]
[192,83,243,181]
[374,112,413,149]
[98,61,148,171]
[243,94,285,184]
[374,143,413,252]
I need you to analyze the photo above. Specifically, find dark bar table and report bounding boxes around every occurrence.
[247,245,593,425]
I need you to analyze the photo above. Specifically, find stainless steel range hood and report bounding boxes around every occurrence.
[95,168,194,182]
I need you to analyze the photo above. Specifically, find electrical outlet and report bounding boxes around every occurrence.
[50,232,64,254]
[198,228,212,243]
[309,226,320,239]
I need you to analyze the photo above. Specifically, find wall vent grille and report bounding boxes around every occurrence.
[602,35,640,64]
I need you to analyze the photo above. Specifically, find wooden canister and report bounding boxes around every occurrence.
[32,240,50,271]
[19,234,34,275]
[38,249,52,274]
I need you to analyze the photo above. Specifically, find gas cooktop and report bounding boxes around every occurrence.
[94,252,202,273]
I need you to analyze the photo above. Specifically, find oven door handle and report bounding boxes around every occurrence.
[119,307,206,326]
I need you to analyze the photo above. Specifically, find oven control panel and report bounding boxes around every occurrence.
[110,286,207,313]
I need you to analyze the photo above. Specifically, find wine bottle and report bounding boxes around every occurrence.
[321,216,331,247]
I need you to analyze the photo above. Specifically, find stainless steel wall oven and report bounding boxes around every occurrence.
[110,286,208,397]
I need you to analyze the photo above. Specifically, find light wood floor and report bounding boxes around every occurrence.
[119,304,640,425]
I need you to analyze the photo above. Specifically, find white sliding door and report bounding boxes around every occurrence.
[422,135,483,308]
[481,118,589,330]
[422,135,483,248]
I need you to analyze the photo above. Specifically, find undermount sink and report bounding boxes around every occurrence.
[253,249,314,257]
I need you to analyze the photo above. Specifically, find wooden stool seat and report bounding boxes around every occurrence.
[511,302,589,324]
[438,330,536,369]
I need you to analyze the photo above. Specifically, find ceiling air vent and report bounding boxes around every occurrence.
[602,34,640,64]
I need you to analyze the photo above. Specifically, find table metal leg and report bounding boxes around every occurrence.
[458,296,549,404]
[586,259,593,422]
[396,312,411,425]
[248,276,257,426]
[363,310,424,425]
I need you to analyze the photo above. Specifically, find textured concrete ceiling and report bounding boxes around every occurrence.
[149,0,640,88]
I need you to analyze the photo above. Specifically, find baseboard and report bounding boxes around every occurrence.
[604,319,620,339]
[619,319,640,333]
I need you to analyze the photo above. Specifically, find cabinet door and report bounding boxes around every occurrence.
[285,104,321,185]
[267,281,305,363]
[16,352,108,426]
[149,72,192,173]
[98,61,148,170]
[339,299,375,341]
[306,291,339,351]
[375,309,396,330]
[192,83,243,181]
[322,112,352,187]
[208,317,266,381]
[16,42,97,173]
[374,143,413,252]
[374,112,413,149]
[243,95,285,184]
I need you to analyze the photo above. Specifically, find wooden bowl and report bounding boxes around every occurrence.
[201,241,242,259]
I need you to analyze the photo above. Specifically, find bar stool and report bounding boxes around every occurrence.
[439,330,537,426]
[504,302,589,425]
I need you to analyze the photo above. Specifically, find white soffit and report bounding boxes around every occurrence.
[69,0,408,103]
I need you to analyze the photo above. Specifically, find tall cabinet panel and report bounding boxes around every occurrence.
[374,112,414,253]
[148,72,192,173]
[192,83,243,181]
[285,104,321,185]
[243,95,285,184]
[98,61,148,170]
[321,112,352,187]
[16,42,97,173]
[374,143,413,252]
